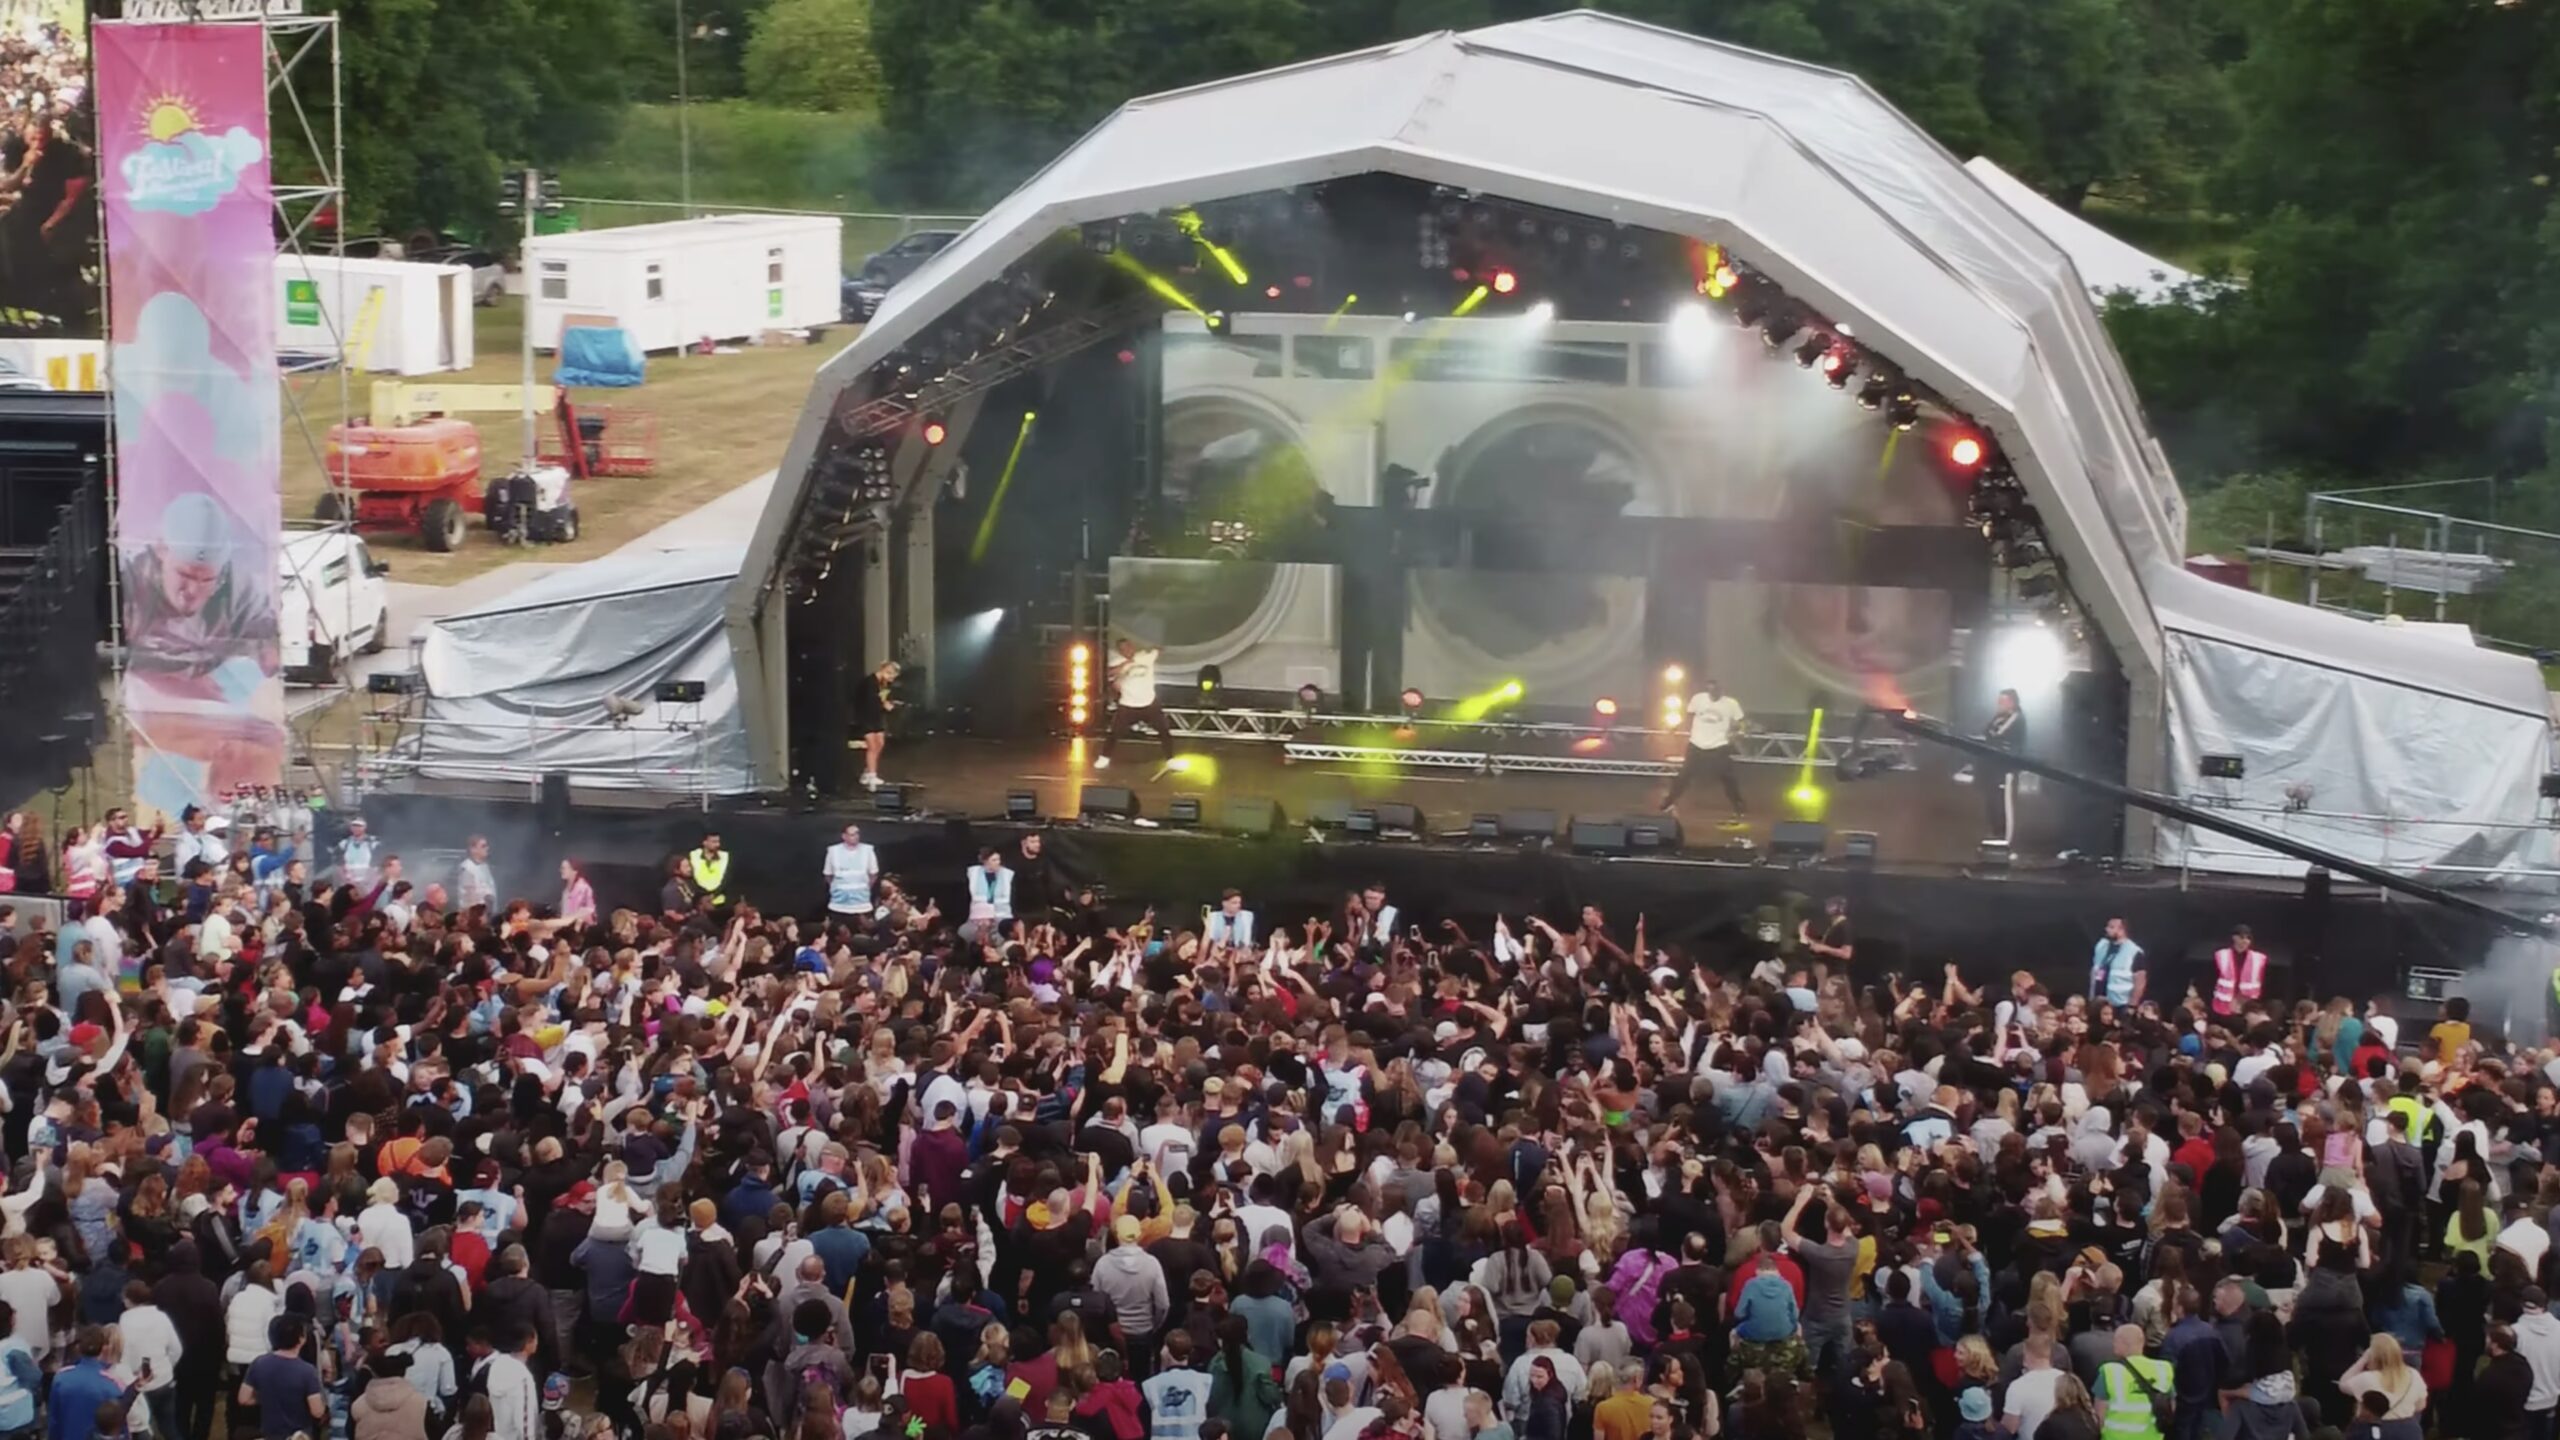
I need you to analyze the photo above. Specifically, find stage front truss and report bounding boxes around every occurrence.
[1160,708,1911,780]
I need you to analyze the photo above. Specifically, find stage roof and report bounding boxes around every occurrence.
[1962,158,2203,307]
[731,8,2191,785]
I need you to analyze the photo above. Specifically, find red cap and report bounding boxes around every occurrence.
[66,1023,102,1049]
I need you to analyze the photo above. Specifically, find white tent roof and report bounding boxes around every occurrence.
[734,11,2191,776]
[1962,158,2200,306]
[2148,563,2549,719]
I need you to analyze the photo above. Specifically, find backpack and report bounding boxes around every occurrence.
[2111,1357,2174,1431]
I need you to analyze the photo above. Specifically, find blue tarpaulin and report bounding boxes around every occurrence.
[555,326,645,388]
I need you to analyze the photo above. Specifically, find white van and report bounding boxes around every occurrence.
[279,528,391,685]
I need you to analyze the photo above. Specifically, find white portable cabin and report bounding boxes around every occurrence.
[274,255,478,375]
[523,214,843,353]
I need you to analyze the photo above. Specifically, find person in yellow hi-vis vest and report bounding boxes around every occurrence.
[687,832,732,910]
[2097,1323,2172,1440]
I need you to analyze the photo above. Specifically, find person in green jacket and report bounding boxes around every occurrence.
[1206,1314,1283,1440]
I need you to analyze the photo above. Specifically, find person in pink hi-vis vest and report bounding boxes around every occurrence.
[2211,924,2267,1018]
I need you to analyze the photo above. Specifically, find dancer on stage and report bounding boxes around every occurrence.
[851,660,901,791]
[1093,636,1171,770]
[1660,675,1749,828]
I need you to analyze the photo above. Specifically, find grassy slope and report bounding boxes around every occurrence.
[283,296,841,586]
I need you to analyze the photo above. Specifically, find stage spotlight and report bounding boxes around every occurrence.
[1662,663,1686,685]
[922,419,949,446]
[1759,312,1799,349]
[1820,348,1854,388]
[1887,392,1922,430]
[1197,663,1223,695]
[1296,682,1324,715]
[1501,679,1524,699]
[1991,623,2071,693]
[1594,697,1619,718]
[1793,335,1828,369]
[1400,310,1419,324]
[1264,285,1282,299]
[1524,300,1556,325]
[1400,687,1426,715]
[1856,374,1892,410]
[1947,433,1986,469]
[1491,268,1518,295]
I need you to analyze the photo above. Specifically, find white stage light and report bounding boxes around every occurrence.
[1991,623,2070,693]
[1668,301,1713,349]
[965,607,1005,640]
[1524,300,1557,325]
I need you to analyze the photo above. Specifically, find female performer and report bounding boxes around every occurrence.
[852,660,902,791]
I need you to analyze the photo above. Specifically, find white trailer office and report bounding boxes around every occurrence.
[523,214,843,352]
[275,255,478,375]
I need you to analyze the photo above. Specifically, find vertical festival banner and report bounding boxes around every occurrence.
[97,21,283,819]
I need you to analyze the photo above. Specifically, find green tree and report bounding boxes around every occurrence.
[744,0,886,112]
[280,0,635,238]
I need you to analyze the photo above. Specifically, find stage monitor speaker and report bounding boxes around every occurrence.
[366,671,423,696]
[1305,796,1353,830]
[1344,808,1379,837]
[653,679,707,703]
[1371,801,1424,836]
[1005,790,1040,821]
[1840,830,1879,863]
[1165,795,1203,828]
[1569,817,1631,854]
[1977,838,2013,870]
[1222,798,1285,835]
[1467,813,1502,842]
[1080,785,1138,820]
[538,771,571,833]
[1769,820,1828,861]
[873,784,919,815]
[1628,816,1681,852]
[1498,808,1558,840]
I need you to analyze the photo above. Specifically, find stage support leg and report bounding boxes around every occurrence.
[904,503,937,709]
[864,536,894,675]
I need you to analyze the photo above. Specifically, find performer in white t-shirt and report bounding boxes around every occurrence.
[1094,636,1172,770]
[822,823,880,920]
[1659,677,1748,825]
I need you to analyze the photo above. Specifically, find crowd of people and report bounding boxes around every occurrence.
[0,7,95,336]
[0,802,2551,1440]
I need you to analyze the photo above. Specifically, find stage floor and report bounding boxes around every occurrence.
[868,732,2003,864]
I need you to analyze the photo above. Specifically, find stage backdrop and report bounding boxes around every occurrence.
[98,21,283,819]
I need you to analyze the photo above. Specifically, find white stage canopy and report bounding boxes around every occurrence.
[1961,158,2202,307]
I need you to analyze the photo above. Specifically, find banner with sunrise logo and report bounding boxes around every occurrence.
[97,21,284,821]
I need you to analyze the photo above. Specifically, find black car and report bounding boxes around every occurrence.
[843,229,961,321]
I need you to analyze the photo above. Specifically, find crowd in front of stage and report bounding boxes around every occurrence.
[0,807,2555,1440]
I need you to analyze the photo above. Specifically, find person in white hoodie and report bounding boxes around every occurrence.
[224,1259,283,1369]
[117,1278,184,1438]
[357,1177,416,1270]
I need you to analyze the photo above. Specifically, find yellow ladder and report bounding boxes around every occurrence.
[341,284,387,372]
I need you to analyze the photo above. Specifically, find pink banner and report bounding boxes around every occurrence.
[97,21,283,819]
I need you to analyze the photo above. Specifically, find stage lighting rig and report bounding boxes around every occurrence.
[1792,334,1829,369]
[1820,346,1856,388]
[1886,390,1922,430]
[1856,373,1893,410]
[1759,308,1802,350]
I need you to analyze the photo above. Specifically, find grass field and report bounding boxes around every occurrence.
[548,102,973,263]
[281,297,843,586]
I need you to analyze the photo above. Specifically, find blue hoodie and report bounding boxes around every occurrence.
[1733,1269,1800,1343]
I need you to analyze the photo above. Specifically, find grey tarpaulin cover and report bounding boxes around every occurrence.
[417,545,752,792]
[2152,564,2555,880]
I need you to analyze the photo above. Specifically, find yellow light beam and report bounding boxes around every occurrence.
[1322,294,1359,332]
[1109,252,1208,317]
[1451,283,1492,318]
[1789,707,1827,814]
[969,409,1039,564]
[1170,209,1250,287]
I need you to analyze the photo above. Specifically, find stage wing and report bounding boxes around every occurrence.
[2152,564,2555,879]
[416,545,754,792]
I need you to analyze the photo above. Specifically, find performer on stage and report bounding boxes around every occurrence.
[1660,676,1748,827]
[1982,687,2026,843]
[1093,636,1171,771]
[851,660,901,791]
